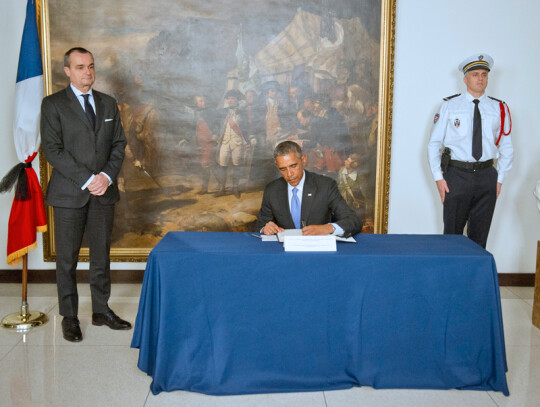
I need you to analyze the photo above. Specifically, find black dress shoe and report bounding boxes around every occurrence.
[62,317,82,342]
[92,310,132,330]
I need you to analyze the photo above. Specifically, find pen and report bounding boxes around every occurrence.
[250,233,262,239]
[301,220,306,228]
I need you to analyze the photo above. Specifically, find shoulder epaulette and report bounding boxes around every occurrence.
[443,93,460,101]
[488,96,505,103]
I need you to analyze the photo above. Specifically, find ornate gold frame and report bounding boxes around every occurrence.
[375,0,395,235]
[38,0,396,262]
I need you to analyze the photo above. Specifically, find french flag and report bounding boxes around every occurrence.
[2,0,47,266]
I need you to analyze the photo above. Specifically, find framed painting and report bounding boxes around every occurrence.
[38,0,396,261]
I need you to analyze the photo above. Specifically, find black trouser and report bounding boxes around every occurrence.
[443,165,498,248]
[54,196,115,317]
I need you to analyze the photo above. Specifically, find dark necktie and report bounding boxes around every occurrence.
[472,99,482,161]
[291,187,301,229]
[82,94,96,130]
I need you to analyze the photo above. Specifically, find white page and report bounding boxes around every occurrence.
[277,229,303,242]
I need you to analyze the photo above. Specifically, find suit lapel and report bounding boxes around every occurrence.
[301,171,317,224]
[65,86,96,132]
[93,91,104,133]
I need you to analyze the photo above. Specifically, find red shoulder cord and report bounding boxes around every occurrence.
[496,102,512,146]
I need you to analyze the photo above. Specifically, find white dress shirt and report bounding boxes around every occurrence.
[71,83,96,112]
[70,84,112,190]
[288,171,344,236]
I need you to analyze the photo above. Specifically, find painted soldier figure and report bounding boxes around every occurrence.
[215,89,248,198]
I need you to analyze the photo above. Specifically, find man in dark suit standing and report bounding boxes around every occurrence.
[255,141,362,237]
[41,47,130,342]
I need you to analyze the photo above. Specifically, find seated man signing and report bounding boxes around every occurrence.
[255,141,363,237]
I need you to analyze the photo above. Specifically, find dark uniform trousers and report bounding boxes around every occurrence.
[53,195,115,317]
[443,165,498,248]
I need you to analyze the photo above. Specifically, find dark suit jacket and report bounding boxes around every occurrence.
[41,86,127,208]
[255,170,363,237]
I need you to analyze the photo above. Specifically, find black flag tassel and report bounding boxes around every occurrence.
[0,162,31,201]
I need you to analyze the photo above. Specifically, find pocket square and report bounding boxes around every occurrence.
[104,118,113,122]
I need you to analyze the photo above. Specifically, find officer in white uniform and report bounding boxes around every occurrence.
[427,53,513,248]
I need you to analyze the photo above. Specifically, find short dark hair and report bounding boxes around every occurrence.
[274,141,303,159]
[64,47,93,67]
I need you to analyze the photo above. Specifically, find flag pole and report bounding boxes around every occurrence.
[1,254,48,331]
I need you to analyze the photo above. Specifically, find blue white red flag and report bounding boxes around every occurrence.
[5,0,47,266]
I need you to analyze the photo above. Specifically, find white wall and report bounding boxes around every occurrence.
[1,0,539,273]
[390,0,540,273]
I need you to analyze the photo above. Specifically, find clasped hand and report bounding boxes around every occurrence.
[87,173,109,196]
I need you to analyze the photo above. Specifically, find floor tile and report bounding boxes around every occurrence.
[59,295,139,317]
[0,345,16,361]
[0,343,151,407]
[500,287,520,299]
[501,299,540,346]
[506,287,534,300]
[110,283,143,298]
[145,390,326,407]
[23,302,138,347]
[0,296,58,315]
[68,282,142,299]
[324,386,497,407]
[0,328,23,348]
[0,282,59,297]
[488,346,540,407]
[0,282,140,298]
[0,283,20,296]
[1,286,539,407]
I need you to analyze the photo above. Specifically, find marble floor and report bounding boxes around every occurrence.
[0,283,538,407]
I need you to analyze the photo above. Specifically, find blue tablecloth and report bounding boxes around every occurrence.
[131,232,508,396]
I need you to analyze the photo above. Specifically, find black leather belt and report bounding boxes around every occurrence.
[449,159,493,170]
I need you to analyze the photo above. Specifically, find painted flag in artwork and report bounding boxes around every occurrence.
[4,0,47,266]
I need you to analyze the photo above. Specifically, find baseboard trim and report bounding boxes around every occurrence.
[498,273,535,287]
[0,270,535,286]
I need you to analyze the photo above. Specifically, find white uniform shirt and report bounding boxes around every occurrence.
[427,91,513,183]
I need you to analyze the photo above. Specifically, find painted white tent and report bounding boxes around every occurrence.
[252,8,379,82]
